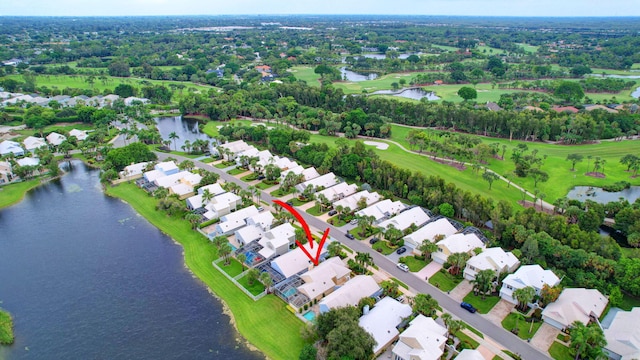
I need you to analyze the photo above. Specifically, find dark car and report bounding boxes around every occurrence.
[257,175,266,180]
[460,302,477,313]
[285,201,293,206]
[369,237,379,244]
[396,247,407,255]
[328,210,338,216]
[345,233,355,240]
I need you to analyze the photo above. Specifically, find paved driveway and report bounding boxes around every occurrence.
[416,261,442,280]
[449,279,473,301]
[484,299,515,324]
[530,322,560,355]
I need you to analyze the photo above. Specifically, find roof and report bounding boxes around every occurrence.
[270,241,328,278]
[298,257,351,299]
[170,183,194,196]
[22,136,47,151]
[393,314,447,360]
[552,106,579,114]
[264,222,295,242]
[378,207,431,231]
[296,172,338,192]
[235,224,264,244]
[502,265,560,291]
[466,247,520,272]
[486,102,503,111]
[542,288,608,328]
[585,104,618,113]
[404,218,459,248]
[154,171,195,188]
[155,161,178,175]
[45,132,66,146]
[120,162,148,178]
[334,190,381,211]
[319,275,380,313]
[455,349,486,360]
[69,129,88,140]
[603,307,640,359]
[197,183,225,196]
[219,140,253,155]
[437,233,485,254]
[315,182,358,203]
[16,157,39,167]
[0,140,24,155]
[246,211,275,230]
[217,206,260,234]
[356,199,407,222]
[359,297,413,354]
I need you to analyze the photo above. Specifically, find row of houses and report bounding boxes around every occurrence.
[127,160,202,199]
[0,131,87,157]
[0,157,41,183]
[0,92,149,108]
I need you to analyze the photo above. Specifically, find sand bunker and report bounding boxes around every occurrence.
[363,140,389,150]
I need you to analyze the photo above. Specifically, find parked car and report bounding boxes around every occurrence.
[345,233,355,240]
[328,210,338,216]
[257,175,265,180]
[369,237,379,244]
[257,206,264,212]
[396,263,409,272]
[460,302,477,313]
[350,219,358,225]
[285,201,293,206]
[396,247,407,255]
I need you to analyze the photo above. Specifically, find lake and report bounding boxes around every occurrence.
[0,161,262,360]
[566,185,640,204]
[371,88,441,101]
[155,116,215,151]
[339,67,378,82]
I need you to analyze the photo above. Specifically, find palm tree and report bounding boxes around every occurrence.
[446,319,465,341]
[237,253,247,270]
[355,252,373,271]
[201,188,213,205]
[169,132,179,151]
[418,241,438,260]
[569,321,606,360]
[447,252,470,275]
[411,293,440,317]
[246,268,260,286]
[471,269,495,299]
[327,241,343,258]
[219,243,232,265]
[259,272,273,293]
[513,286,536,311]
[184,213,201,230]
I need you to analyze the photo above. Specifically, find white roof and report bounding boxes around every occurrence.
[356,199,407,222]
[333,190,381,210]
[378,207,431,231]
[455,349,486,360]
[360,297,413,354]
[0,140,24,155]
[235,224,264,244]
[264,222,295,241]
[217,206,260,234]
[154,171,193,188]
[298,257,351,300]
[437,233,485,254]
[542,288,608,328]
[246,211,275,230]
[393,314,447,360]
[16,157,39,167]
[120,162,148,178]
[502,265,560,292]
[220,140,253,155]
[170,183,194,196]
[144,169,164,182]
[281,166,321,182]
[604,308,640,359]
[69,129,88,141]
[315,182,358,203]
[46,132,66,146]
[319,275,380,312]
[404,218,459,248]
[198,183,225,196]
[466,247,519,273]
[23,136,47,151]
[296,172,338,192]
[271,241,328,279]
[124,96,149,105]
[155,161,178,174]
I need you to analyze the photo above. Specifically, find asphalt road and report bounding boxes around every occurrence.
[156,152,551,360]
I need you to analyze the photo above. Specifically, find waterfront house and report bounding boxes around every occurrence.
[602,307,640,360]
[463,247,520,281]
[359,297,413,356]
[499,265,560,305]
[541,288,608,330]
[318,275,380,313]
[0,161,12,184]
[16,157,40,167]
[270,241,328,279]
[201,192,242,219]
[155,161,179,175]
[258,222,296,258]
[432,232,486,264]
[46,132,67,147]
[295,172,338,193]
[216,140,253,160]
[392,314,448,360]
[333,190,381,211]
[297,257,351,301]
[0,140,25,157]
[355,199,407,223]
[234,211,275,245]
[119,162,149,180]
[22,136,48,153]
[378,206,431,232]
[403,217,460,253]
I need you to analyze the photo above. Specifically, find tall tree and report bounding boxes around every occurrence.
[169,132,179,151]
[566,153,584,171]
[512,286,536,311]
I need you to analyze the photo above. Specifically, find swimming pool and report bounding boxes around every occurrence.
[303,311,315,322]
[282,288,297,298]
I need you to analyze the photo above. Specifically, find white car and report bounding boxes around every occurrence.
[350,219,358,225]
[396,263,409,272]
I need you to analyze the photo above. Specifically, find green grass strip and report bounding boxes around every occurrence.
[0,309,14,345]
[0,179,42,210]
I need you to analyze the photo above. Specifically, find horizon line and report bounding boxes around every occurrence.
[1,14,640,18]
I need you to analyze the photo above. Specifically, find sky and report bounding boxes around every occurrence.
[0,0,639,17]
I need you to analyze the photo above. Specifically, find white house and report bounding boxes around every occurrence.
[403,217,460,252]
[463,247,520,281]
[319,275,380,313]
[297,257,351,301]
[202,192,242,220]
[119,162,149,180]
[270,241,328,279]
[0,161,12,184]
[198,183,225,196]
[234,211,275,245]
[378,206,431,232]
[432,232,485,264]
[45,132,67,146]
[124,96,150,106]
[315,182,358,202]
[603,308,640,360]
[22,136,47,153]
[69,129,89,141]
[455,349,486,360]
[356,199,407,223]
[499,265,561,305]
[295,172,338,193]
[16,157,40,167]
[155,161,179,175]
[0,140,25,157]
[217,140,253,160]
[258,222,296,258]
[187,183,228,209]
[392,314,448,360]
[542,288,608,330]
[211,206,260,237]
[333,190,381,211]
[359,297,413,356]
[280,165,320,182]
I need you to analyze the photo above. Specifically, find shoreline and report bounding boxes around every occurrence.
[0,309,15,346]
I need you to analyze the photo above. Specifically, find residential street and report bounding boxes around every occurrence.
[156,151,551,360]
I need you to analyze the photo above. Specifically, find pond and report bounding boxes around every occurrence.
[370,88,441,101]
[339,67,378,82]
[155,116,216,151]
[0,161,262,360]
[632,86,640,99]
[566,185,640,204]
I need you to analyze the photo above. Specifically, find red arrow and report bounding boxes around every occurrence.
[273,199,331,265]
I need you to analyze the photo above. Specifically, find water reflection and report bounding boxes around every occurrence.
[566,185,640,204]
[371,88,441,101]
[339,67,378,81]
[155,116,215,150]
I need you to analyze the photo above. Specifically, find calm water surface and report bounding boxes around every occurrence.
[0,161,262,360]
[155,116,215,150]
[566,185,640,204]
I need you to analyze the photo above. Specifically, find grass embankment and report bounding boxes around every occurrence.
[105,183,305,360]
[0,179,41,209]
[0,309,14,345]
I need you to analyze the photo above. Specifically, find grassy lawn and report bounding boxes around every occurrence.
[105,183,305,360]
[0,309,14,345]
[256,181,277,190]
[220,258,244,277]
[201,157,215,163]
[399,256,429,272]
[201,119,254,137]
[372,240,395,255]
[270,187,294,197]
[289,66,322,86]
[350,225,380,240]
[501,313,543,340]
[306,204,326,216]
[328,217,347,227]
[237,274,266,296]
[240,173,258,181]
[462,293,501,314]
[228,168,247,175]
[455,330,480,349]
[214,162,233,169]
[618,293,640,311]
[153,148,203,159]
[0,179,42,209]
[549,341,573,360]
[428,271,463,292]
[290,197,311,206]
